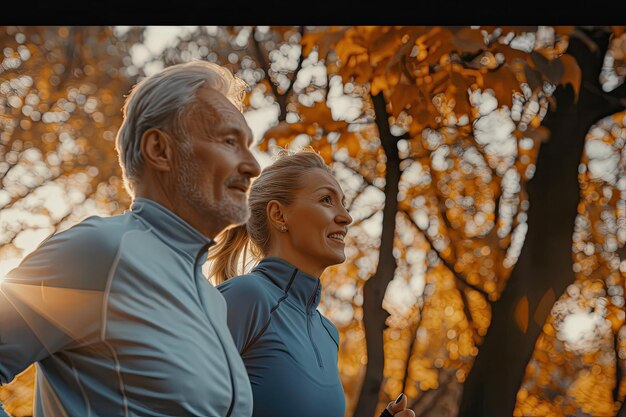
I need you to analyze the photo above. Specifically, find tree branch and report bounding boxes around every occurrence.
[400,210,488,298]
[0,172,64,211]
[250,27,281,110]
[410,368,454,414]
[582,80,626,107]
[282,26,306,99]
[401,307,424,394]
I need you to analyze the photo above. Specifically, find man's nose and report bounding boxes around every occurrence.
[241,149,261,178]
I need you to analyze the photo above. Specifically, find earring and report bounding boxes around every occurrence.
[280,225,288,232]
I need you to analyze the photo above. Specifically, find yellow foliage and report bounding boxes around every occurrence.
[567,370,617,416]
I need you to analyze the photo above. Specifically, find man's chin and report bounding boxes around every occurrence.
[202,204,249,237]
[224,209,250,228]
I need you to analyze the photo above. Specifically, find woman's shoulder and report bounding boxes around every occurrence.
[217,273,281,334]
[216,272,275,302]
[319,313,340,346]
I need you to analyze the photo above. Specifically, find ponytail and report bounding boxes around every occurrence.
[208,224,261,284]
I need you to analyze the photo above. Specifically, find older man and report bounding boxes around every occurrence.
[0,61,261,417]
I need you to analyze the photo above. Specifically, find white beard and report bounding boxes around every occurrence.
[174,142,250,230]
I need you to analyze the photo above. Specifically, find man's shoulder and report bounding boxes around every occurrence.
[6,211,141,290]
[47,211,139,249]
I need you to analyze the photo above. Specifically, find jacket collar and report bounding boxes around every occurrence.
[252,256,321,311]
[130,197,214,263]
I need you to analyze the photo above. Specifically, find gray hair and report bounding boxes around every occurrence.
[115,61,247,198]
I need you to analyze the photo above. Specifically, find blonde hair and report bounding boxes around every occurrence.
[209,147,332,284]
[115,61,247,198]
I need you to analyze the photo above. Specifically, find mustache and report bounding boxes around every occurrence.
[225,176,251,191]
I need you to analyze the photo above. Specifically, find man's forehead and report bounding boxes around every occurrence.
[194,87,253,140]
[197,85,238,108]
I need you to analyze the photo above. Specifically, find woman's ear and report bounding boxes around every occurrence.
[267,200,288,232]
[140,128,174,173]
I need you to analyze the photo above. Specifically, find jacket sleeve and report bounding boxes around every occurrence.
[216,275,275,354]
[0,219,111,386]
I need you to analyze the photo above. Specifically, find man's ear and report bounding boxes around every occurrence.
[140,128,174,173]
[267,200,287,231]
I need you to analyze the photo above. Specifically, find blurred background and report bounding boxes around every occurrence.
[0,26,625,417]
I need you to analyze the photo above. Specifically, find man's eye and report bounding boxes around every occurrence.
[225,138,238,146]
[321,195,332,204]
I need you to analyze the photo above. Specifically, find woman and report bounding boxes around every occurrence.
[210,148,415,417]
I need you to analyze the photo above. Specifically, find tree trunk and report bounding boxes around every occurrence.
[617,397,626,417]
[458,28,625,417]
[354,93,401,417]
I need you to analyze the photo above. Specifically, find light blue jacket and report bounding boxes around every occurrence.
[217,257,346,417]
[0,198,253,417]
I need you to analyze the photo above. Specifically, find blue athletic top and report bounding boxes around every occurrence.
[217,256,346,417]
[0,197,253,417]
